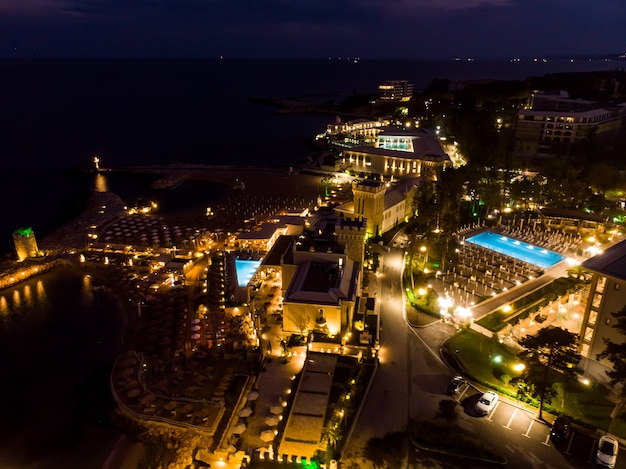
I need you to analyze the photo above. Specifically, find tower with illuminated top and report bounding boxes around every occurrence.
[351,179,385,238]
[13,227,39,261]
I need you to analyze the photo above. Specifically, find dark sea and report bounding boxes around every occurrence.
[0,57,622,468]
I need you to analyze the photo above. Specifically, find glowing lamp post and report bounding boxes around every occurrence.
[420,246,428,269]
[455,306,472,325]
[438,295,453,320]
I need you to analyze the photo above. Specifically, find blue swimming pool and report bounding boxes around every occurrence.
[465,231,565,269]
[235,259,262,287]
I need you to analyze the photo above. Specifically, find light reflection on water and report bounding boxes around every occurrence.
[12,289,20,308]
[94,173,108,192]
[36,279,45,304]
[0,266,126,467]
[22,284,32,307]
[83,274,94,305]
[0,279,49,317]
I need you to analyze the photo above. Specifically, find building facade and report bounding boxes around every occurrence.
[377,80,414,102]
[578,239,626,383]
[515,90,626,159]
[334,178,416,239]
[339,127,450,179]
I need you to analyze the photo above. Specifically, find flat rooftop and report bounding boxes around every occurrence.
[582,239,626,281]
[300,262,340,292]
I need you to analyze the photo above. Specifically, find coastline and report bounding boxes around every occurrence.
[0,163,326,468]
[0,164,325,288]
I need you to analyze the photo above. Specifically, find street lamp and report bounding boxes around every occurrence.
[454,306,472,326]
[420,246,428,269]
[516,380,525,408]
[438,295,453,320]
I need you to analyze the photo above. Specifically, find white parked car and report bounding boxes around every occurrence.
[474,391,498,416]
[596,435,619,468]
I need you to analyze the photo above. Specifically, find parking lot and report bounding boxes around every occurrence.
[452,382,624,468]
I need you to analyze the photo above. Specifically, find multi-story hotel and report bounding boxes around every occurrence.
[515,90,626,160]
[577,239,626,383]
[324,117,390,147]
[377,80,414,102]
[338,126,451,179]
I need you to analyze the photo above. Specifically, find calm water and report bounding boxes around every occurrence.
[0,266,126,468]
[0,57,619,466]
[235,259,263,287]
[466,231,565,268]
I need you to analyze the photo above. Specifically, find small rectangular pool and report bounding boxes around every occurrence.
[234,259,262,287]
[465,231,565,269]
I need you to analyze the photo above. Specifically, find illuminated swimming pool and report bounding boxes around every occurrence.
[235,258,262,287]
[465,231,565,269]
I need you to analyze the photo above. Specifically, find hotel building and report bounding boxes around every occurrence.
[515,90,626,160]
[377,80,414,102]
[577,239,626,383]
[338,126,451,179]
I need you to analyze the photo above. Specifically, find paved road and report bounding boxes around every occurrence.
[340,247,409,467]
[339,243,620,469]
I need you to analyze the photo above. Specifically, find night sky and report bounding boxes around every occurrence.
[1,0,625,59]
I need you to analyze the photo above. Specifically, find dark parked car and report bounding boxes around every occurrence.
[447,375,466,395]
[550,416,571,444]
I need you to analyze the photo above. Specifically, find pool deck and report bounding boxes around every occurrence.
[469,258,571,320]
[449,225,581,321]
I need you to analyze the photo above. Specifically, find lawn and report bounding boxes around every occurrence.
[444,329,625,437]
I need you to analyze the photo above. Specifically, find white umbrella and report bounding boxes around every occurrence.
[270,405,283,415]
[265,416,279,426]
[238,407,253,418]
[246,390,260,401]
[260,429,276,442]
[232,423,247,435]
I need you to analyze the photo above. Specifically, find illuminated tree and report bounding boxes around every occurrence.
[517,326,581,420]
[326,422,342,450]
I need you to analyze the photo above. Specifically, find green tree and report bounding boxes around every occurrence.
[597,305,626,432]
[364,437,386,468]
[326,422,343,451]
[517,326,582,420]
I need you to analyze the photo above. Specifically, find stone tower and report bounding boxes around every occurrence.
[13,227,39,261]
[334,218,367,267]
[351,179,386,238]
[334,218,367,293]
